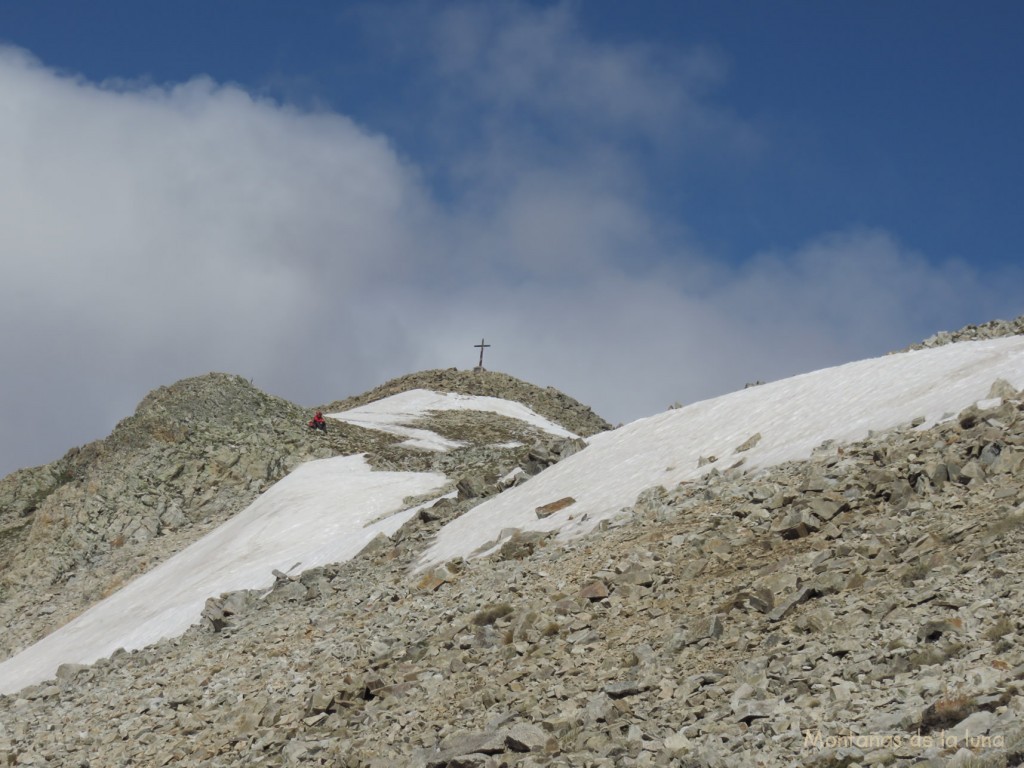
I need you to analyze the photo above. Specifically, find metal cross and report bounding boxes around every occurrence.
[474,338,491,370]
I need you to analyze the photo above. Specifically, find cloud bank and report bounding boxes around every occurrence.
[0,3,1018,477]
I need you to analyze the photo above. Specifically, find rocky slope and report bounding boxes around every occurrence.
[2,327,1024,767]
[2,378,1024,766]
[900,314,1024,353]
[0,373,356,660]
[0,370,595,666]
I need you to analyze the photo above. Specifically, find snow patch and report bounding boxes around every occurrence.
[4,338,1024,695]
[418,337,1024,570]
[0,455,447,694]
[329,389,577,451]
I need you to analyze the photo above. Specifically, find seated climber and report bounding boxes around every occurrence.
[308,410,327,433]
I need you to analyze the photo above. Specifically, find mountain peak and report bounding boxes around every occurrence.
[3,339,1024,765]
[0,366,603,669]
[324,367,612,437]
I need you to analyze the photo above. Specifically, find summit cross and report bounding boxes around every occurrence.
[474,338,491,370]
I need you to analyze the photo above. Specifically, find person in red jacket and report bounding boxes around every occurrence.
[308,410,327,433]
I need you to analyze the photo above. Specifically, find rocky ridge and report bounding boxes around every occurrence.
[0,373,359,660]
[900,315,1024,353]
[2,377,1024,765]
[323,369,612,438]
[0,370,593,665]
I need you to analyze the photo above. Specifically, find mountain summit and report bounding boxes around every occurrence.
[2,327,1024,766]
[0,369,599,669]
[322,367,612,438]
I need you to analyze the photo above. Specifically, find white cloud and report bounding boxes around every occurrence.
[0,7,1018,478]
[424,2,738,144]
[396,228,1018,425]
[0,47,430,472]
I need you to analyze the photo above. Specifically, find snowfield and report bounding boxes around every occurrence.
[0,456,447,695]
[419,337,1024,568]
[2,337,1024,693]
[328,388,578,450]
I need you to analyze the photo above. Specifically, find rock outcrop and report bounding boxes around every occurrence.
[900,314,1024,352]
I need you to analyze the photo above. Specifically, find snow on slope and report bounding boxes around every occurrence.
[329,389,577,450]
[0,456,447,695]
[419,337,1024,570]
[4,338,1024,695]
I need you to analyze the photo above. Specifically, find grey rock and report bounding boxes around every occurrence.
[578,580,610,601]
[768,587,819,622]
[770,509,821,539]
[535,496,576,519]
[503,723,552,752]
[457,475,490,500]
[683,614,723,645]
[734,433,762,453]
[988,378,1020,399]
[438,730,507,756]
[54,663,90,682]
[603,680,648,699]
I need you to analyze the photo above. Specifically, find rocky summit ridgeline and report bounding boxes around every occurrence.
[0,373,326,663]
[2,321,1024,768]
[0,369,600,669]
[323,368,613,439]
[901,317,1024,353]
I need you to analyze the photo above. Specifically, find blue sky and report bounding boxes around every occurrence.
[1,1,1022,477]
